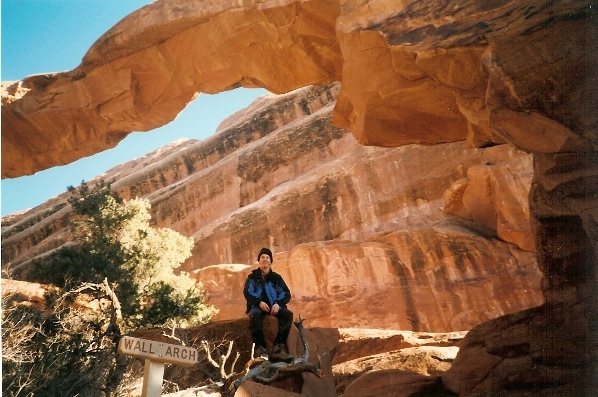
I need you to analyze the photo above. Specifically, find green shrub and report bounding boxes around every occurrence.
[3,181,216,396]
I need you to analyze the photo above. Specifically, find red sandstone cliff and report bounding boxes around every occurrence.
[2,85,542,334]
[2,0,596,395]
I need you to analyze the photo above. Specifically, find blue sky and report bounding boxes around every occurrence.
[1,0,267,216]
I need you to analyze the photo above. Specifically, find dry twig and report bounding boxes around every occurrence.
[200,314,324,396]
[231,314,324,394]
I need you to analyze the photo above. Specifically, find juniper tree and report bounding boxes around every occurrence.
[3,181,215,396]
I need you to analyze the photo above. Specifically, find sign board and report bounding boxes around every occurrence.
[118,336,199,366]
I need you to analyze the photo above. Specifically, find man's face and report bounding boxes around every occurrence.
[258,254,272,275]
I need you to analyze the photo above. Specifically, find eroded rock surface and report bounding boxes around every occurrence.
[0,278,465,397]
[2,0,597,394]
[2,1,595,178]
[443,303,598,395]
[2,85,536,275]
[333,328,466,365]
[1,0,343,178]
[8,90,549,337]
[195,235,542,332]
[3,85,542,335]
[333,346,458,395]
[342,369,447,397]
[1,278,47,309]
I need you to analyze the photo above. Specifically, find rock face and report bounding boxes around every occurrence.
[2,85,542,335]
[2,1,595,178]
[332,329,465,395]
[2,0,597,395]
[128,317,339,397]
[1,0,343,178]
[444,304,598,396]
[1,278,47,309]
[197,236,541,332]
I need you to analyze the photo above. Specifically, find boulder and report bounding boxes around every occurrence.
[342,369,448,397]
[443,303,598,396]
[334,346,458,395]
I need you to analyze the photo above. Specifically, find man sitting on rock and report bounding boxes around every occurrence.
[243,247,294,362]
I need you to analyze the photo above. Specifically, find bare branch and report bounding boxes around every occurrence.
[219,341,235,379]
[231,313,324,394]
[201,340,221,369]
[102,278,122,326]
[230,351,241,376]
[199,315,325,397]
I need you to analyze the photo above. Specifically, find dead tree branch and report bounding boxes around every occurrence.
[200,314,324,396]
[231,314,324,394]
[201,339,246,391]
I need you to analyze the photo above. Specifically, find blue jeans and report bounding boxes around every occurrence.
[248,306,293,347]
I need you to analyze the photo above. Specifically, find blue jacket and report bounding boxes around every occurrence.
[244,269,291,313]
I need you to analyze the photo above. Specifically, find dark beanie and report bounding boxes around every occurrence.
[257,247,273,263]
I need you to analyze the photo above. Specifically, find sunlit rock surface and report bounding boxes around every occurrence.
[195,235,542,332]
[2,84,536,274]
[3,84,542,333]
[4,86,542,337]
[1,278,47,309]
[2,0,596,394]
[0,278,466,397]
[3,1,595,178]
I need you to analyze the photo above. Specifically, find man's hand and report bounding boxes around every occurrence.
[270,303,280,315]
[259,301,270,312]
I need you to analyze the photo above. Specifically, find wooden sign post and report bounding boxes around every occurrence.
[118,336,199,397]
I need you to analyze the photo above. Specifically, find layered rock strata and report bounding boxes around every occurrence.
[2,0,596,394]
[333,335,462,394]
[197,236,541,332]
[2,1,595,178]
[3,85,543,335]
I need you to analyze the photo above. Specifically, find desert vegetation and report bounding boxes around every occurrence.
[2,181,215,396]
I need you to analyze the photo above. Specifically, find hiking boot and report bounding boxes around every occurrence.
[271,343,293,363]
[254,345,268,360]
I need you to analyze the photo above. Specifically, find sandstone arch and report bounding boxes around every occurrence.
[2,0,596,394]
[5,1,595,179]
